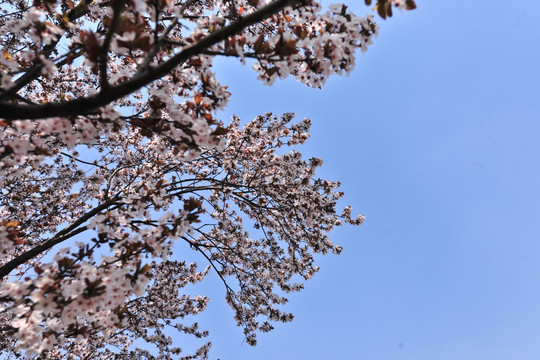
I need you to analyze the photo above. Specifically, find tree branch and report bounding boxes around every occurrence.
[0,0,303,121]
[0,199,118,280]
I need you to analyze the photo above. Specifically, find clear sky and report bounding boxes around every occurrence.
[175,1,540,359]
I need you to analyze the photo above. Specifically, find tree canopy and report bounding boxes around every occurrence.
[0,0,414,358]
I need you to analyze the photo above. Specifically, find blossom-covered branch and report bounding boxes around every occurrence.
[0,0,304,120]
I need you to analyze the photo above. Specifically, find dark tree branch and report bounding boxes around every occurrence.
[0,199,119,280]
[0,0,303,121]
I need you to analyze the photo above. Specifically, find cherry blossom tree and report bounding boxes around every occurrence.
[0,0,415,357]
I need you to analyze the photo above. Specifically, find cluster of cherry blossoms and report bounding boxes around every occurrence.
[0,112,364,358]
[0,0,414,357]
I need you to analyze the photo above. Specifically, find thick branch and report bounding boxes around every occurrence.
[0,199,118,280]
[0,0,303,121]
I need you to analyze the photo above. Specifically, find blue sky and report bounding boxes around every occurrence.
[177,1,540,359]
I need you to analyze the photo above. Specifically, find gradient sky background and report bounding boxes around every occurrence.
[172,1,540,359]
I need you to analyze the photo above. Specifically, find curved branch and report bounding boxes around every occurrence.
[0,199,119,280]
[0,0,303,121]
